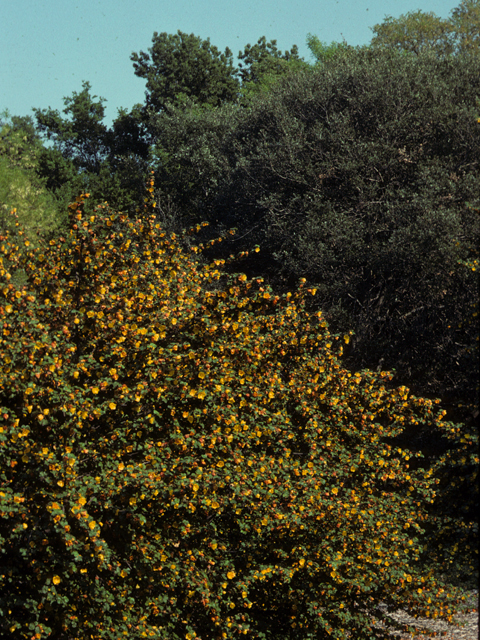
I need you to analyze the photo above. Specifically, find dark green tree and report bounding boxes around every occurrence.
[179,49,479,586]
[131,32,304,222]
[35,147,81,207]
[33,83,150,213]
[103,104,151,209]
[237,37,306,99]
[145,99,240,222]
[131,31,240,113]
[34,81,110,175]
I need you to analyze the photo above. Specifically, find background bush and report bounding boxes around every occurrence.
[0,114,65,243]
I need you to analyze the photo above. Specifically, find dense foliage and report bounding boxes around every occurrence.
[130,31,304,114]
[0,113,65,244]
[33,83,150,214]
[157,48,480,410]
[131,31,240,112]
[370,0,480,56]
[0,186,475,640]
[30,33,303,215]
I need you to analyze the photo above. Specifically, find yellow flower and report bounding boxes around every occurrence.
[52,575,61,585]
[227,571,236,579]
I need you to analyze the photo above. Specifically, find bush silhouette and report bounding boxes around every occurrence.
[0,184,475,639]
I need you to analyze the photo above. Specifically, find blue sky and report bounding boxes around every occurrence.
[1,0,460,126]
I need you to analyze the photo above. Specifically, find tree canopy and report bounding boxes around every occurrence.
[0,112,65,244]
[449,0,480,54]
[33,83,150,213]
[306,35,352,65]
[131,31,240,112]
[34,82,110,175]
[370,0,480,56]
[236,37,307,101]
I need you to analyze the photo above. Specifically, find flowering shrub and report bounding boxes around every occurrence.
[0,184,473,639]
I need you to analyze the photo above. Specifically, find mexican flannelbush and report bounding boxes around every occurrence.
[0,185,474,640]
